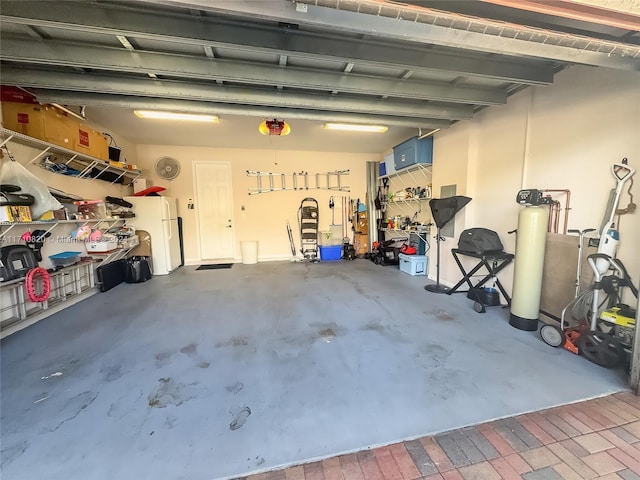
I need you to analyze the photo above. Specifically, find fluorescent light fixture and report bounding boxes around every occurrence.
[134,110,219,122]
[323,123,388,133]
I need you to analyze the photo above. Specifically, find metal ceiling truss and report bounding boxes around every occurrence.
[1,0,638,131]
[0,38,506,106]
[161,0,640,69]
[0,1,555,84]
[0,67,471,121]
[29,92,451,130]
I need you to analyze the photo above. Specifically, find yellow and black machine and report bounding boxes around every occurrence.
[541,254,637,368]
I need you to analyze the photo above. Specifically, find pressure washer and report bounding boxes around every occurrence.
[540,159,637,366]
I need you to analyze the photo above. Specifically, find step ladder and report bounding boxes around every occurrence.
[299,197,319,262]
[247,170,350,195]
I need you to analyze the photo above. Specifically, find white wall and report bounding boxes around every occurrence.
[430,65,640,298]
[135,145,371,264]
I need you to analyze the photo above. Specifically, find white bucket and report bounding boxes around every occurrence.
[240,241,258,264]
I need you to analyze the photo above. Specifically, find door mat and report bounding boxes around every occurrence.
[196,264,233,270]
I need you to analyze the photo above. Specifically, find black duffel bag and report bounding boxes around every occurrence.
[458,228,504,254]
[124,256,153,283]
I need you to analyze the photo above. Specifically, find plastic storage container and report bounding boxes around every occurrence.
[86,239,119,253]
[393,136,433,171]
[319,245,342,261]
[398,253,427,276]
[319,231,333,246]
[48,251,82,267]
[379,152,396,178]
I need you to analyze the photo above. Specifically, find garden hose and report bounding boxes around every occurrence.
[26,267,51,303]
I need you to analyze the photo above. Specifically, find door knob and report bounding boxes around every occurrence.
[226,225,232,228]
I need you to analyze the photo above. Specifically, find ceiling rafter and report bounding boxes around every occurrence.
[0,37,507,105]
[223,0,639,68]
[0,1,556,84]
[30,91,451,129]
[2,0,634,133]
[1,67,474,121]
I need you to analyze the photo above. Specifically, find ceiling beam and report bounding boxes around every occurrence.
[150,0,640,70]
[31,91,452,129]
[0,1,555,85]
[478,0,640,31]
[0,37,506,105]
[2,67,473,120]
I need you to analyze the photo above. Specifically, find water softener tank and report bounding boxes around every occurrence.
[510,190,550,331]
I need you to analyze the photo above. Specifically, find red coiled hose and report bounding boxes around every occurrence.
[26,267,51,302]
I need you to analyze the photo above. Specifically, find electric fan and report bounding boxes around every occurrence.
[155,157,180,180]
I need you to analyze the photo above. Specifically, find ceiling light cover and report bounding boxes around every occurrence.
[134,110,219,122]
[324,123,388,133]
[259,118,291,136]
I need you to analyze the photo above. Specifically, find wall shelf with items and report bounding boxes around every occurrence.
[0,218,126,241]
[86,235,139,265]
[0,260,96,338]
[377,159,433,248]
[0,127,140,186]
[380,227,431,254]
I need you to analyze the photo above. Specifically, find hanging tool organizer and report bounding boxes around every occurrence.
[246,170,350,195]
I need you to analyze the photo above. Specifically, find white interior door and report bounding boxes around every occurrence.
[194,162,234,260]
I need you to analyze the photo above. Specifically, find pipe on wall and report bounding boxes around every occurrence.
[541,189,571,234]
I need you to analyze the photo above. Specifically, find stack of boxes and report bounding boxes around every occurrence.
[1,87,109,161]
[354,209,368,255]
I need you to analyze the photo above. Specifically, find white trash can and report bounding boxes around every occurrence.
[240,241,258,264]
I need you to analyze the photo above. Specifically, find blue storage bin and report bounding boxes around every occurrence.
[393,136,433,171]
[379,153,396,178]
[49,251,82,267]
[319,245,342,261]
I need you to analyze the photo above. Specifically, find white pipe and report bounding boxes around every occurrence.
[520,88,533,189]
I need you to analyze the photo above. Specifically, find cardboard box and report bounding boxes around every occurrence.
[2,100,109,160]
[1,86,38,104]
[109,160,139,171]
[356,211,368,233]
[0,205,32,222]
[133,178,149,194]
[75,201,107,220]
[354,233,369,255]
[39,209,68,221]
[1,102,74,148]
[73,125,109,160]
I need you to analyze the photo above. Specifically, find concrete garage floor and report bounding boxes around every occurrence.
[0,260,628,480]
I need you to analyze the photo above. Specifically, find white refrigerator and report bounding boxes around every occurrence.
[124,196,181,275]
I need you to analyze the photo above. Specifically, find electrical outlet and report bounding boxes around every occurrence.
[296,2,308,12]
[187,198,195,210]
